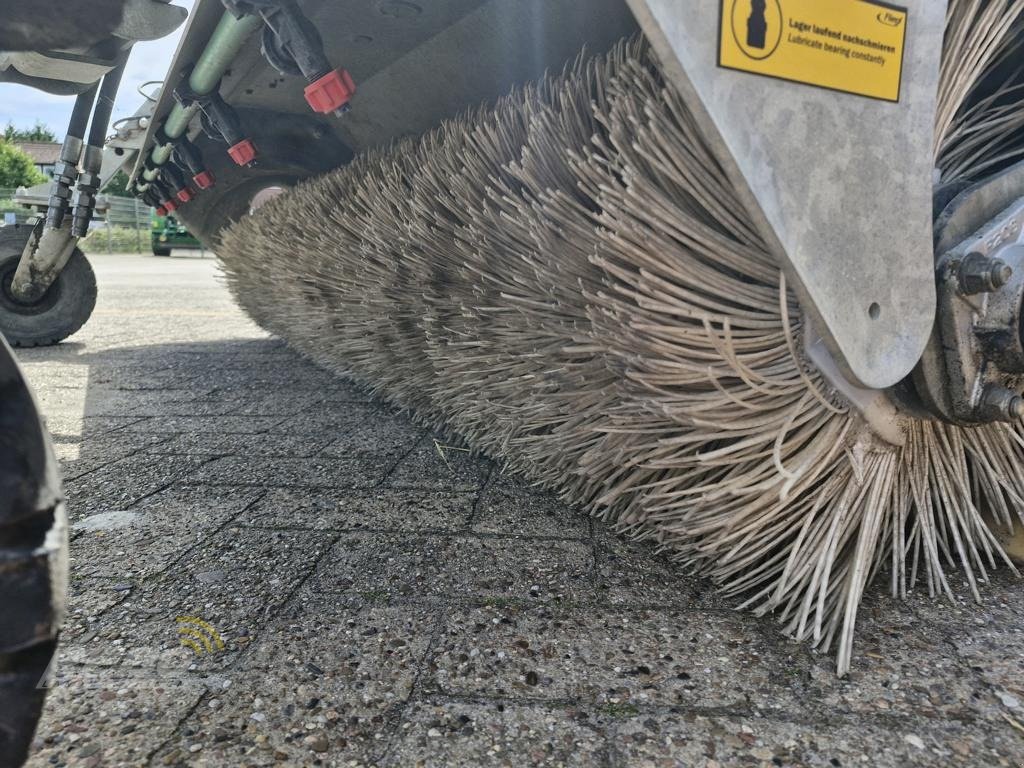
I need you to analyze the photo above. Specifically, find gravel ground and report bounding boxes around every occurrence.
[15,252,1024,767]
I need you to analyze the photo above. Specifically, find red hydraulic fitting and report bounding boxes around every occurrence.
[228,138,258,166]
[304,69,356,114]
[193,170,216,190]
[176,188,195,203]
[156,206,168,217]
[163,199,178,213]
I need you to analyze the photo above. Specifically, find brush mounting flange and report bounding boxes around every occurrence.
[912,193,1024,425]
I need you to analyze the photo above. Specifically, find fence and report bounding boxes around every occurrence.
[0,188,153,254]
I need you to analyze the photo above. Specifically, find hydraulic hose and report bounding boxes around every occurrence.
[71,59,128,237]
[67,82,100,141]
[44,83,100,229]
[140,11,263,186]
[88,59,127,148]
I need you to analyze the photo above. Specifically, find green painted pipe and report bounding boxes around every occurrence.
[140,10,263,186]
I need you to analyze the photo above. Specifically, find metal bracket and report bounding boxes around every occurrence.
[626,0,946,390]
[913,197,1024,424]
[9,222,79,306]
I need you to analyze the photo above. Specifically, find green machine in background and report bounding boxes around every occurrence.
[150,209,201,256]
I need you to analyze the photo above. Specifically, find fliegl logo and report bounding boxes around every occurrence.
[176,616,225,656]
[877,11,903,27]
[731,0,784,60]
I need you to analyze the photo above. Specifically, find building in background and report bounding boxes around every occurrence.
[12,141,61,178]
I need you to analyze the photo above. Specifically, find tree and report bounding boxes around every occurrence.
[0,142,46,187]
[3,121,57,143]
[103,170,134,197]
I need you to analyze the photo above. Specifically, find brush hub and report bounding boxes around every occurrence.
[910,186,1024,425]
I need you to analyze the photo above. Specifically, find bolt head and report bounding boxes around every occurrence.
[958,252,1012,294]
[992,260,1013,289]
[1012,396,1024,420]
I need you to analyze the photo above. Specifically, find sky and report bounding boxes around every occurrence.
[0,0,194,139]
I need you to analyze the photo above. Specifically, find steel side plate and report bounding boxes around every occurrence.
[627,0,944,389]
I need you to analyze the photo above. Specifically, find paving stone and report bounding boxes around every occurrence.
[149,598,439,768]
[82,369,201,391]
[246,596,438,708]
[436,537,594,602]
[41,414,144,442]
[129,393,321,418]
[429,605,803,712]
[59,577,133,644]
[63,453,213,520]
[68,485,264,579]
[803,598,1003,722]
[242,488,475,531]
[60,527,334,671]
[387,439,493,491]
[54,431,178,480]
[147,431,336,458]
[488,468,552,497]
[120,415,286,434]
[388,700,608,767]
[282,403,416,438]
[317,411,425,459]
[907,572,1024,705]
[30,670,208,768]
[39,386,201,419]
[472,487,589,538]
[592,528,695,609]
[605,712,1024,768]
[188,455,390,488]
[306,533,452,598]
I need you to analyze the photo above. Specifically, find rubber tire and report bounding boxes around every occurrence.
[152,247,172,257]
[0,226,97,348]
[0,337,66,768]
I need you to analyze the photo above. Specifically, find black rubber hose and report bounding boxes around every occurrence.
[66,82,99,140]
[86,58,127,148]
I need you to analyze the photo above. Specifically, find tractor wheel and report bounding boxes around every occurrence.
[0,225,97,348]
[0,336,65,767]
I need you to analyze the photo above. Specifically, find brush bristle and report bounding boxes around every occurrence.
[219,7,1024,676]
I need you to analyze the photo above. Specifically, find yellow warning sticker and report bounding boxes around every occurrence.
[719,0,908,102]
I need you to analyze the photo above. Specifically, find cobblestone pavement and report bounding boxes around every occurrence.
[16,253,1024,767]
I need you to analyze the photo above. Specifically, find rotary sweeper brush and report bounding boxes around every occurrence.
[203,0,1024,674]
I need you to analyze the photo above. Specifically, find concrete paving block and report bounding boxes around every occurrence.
[472,487,589,539]
[245,597,439,710]
[436,537,595,602]
[242,488,476,532]
[54,431,177,481]
[388,700,608,767]
[429,605,804,712]
[386,439,493,492]
[60,527,334,670]
[59,577,133,644]
[16,255,1024,768]
[592,530,696,610]
[147,431,336,458]
[121,415,287,434]
[30,670,208,768]
[306,533,452,599]
[68,485,264,579]
[150,685,397,768]
[318,415,425,459]
[63,453,213,519]
[605,712,1024,768]
[802,601,1002,722]
[188,455,390,488]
